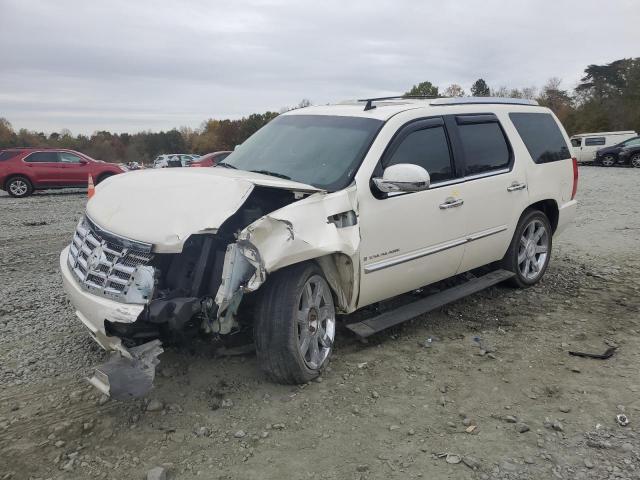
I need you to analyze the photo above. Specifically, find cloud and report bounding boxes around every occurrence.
[0,0,638,133]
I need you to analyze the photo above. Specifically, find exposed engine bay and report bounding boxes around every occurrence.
[105,186,303,348]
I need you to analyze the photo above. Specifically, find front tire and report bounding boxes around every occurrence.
[6,176,33,198]
[601,155,616,167]
[502,210,552,288]
[254,263,336,384]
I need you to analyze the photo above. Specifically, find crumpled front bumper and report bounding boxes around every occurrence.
[60,246,144,352]
[60,246,164,399]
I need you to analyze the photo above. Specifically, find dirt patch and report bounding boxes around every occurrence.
[0,167,639,480]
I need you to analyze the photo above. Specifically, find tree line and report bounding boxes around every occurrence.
[1,58,638,163]
[405,57,640,137]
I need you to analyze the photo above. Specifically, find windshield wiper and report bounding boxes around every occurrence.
[250,169,291,180]
[216,162,237,169]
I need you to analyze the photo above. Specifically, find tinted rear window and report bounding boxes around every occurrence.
[458,122,511,175]
[0,150,20,161]
[509,112,572,164]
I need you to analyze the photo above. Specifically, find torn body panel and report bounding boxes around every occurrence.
[88,340,163,400]
[215,186,362,319]
[88,168,320,253]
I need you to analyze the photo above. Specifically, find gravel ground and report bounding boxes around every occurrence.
[0,167,639,480]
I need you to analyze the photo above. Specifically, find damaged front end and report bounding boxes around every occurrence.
[61,168,362,399]
[62,181,322,398]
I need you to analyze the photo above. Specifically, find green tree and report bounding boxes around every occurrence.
[405,81,439,97]
[470,78,490,97]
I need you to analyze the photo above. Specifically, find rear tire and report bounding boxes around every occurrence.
[631,153,640,168]
[254,263,336,384]
[502,210,552,288]
[6,176,33,198]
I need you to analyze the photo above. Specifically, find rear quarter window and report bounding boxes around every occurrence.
[509,112,572,164]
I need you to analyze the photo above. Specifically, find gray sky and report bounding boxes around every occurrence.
[1,0,638,134]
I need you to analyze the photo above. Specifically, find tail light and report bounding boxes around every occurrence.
[571,157,578,200]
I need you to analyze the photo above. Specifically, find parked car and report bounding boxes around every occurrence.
[152,154,199,168]
[570,131,637,164]
[125,161,142,170]
[594,136,640,167]
[0,148,125,198]
[189,151,232,167]
[59,96,577,398]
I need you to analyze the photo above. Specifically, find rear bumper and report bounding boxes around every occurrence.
[555,200,577,237]
[59,246,144,352]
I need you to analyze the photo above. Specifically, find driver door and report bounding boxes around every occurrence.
[57,151,90,185]
[357,117,467,307]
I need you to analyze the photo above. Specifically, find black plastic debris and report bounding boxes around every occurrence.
[568,346,616,360]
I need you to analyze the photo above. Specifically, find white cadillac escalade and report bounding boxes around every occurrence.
[59,96,578,398]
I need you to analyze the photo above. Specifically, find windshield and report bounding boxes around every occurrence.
[222,114,383,191]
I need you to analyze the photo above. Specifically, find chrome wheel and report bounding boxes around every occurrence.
[601,155,615,167]
[517,219,549,281]
[296,274,335,370]
[631,154,640,168]
[9,179,28,196]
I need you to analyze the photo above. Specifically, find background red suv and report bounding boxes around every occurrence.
[0,148,125,198]
[189,150,232,168]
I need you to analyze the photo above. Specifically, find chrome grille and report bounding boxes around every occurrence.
[67,216,154,303]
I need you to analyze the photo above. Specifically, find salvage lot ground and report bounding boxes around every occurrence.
[1,167,639,480]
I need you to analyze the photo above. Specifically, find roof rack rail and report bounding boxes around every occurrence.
[357,95,438,111]
[430,97,539,106]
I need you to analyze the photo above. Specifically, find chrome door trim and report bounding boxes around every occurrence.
[364,237,467,274]
[466,225,508,242]
[364,224,508,274]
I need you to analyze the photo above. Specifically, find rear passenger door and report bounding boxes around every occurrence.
[449,114,529,273]
[23,151,61,185]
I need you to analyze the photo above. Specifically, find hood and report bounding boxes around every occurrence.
[86,168,321,253]
[597,145,619,155]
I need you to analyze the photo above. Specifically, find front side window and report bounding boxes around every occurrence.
[571,138,582,147]
[585,137,605,146]
[385,126,453,183]
[509,112,572,164]
[59,152,83,163]
[24,152,59,163]
[458,122,510,175]
[223,115,383,191]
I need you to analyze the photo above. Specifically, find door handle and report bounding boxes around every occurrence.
[507,182,527,192]
[439,197,464,209]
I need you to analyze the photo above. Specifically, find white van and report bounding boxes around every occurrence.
[570,131,637,163]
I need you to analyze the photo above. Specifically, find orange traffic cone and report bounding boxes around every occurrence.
[87,174,95,199]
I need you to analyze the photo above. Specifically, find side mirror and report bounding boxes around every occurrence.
[79,159,88,165]
[373,164,430,193]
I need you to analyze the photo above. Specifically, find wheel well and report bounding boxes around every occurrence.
[527,199,559,233]
[4,174,32,190]
[95,172,114,184]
